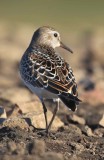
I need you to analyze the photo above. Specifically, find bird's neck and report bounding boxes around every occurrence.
[29,42,55,55]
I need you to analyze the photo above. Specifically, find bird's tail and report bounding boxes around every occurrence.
[59,95,82,111]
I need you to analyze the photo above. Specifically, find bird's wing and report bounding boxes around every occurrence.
[23,51,80,102]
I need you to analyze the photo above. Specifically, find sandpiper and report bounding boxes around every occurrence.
[19,26,81,133]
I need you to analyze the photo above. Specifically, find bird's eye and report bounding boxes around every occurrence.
[54,33,58,37]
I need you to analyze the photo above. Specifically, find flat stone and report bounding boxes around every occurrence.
[24,111,64,130]
[17,100,42,114]
[18,101,64,130]
[0,99,64,130]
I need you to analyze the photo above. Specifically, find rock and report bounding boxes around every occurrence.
[17,101,42,113]
[0,87,35,103]
[67,114,85,125]
[94,128,104,137]
[99,114,104,127]
[0,99,22,118]
[7,104,23,118]
[24,111,64,130]
[0,106,7,124]
[78,125,94,136]
[0,98,13,114]
[84,126,94,136]
[0,106,7,118]
[0,100,64,130]
[86,113,103,128]
[1,117,29,131]
[18,101,64,130]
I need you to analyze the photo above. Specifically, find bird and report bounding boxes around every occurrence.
[19,26,81,133]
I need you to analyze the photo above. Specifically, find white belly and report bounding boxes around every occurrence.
[23,80,58,100]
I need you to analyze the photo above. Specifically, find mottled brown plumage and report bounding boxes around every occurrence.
[20,26,81,133]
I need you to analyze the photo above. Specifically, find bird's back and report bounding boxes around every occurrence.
[20,45,81,111]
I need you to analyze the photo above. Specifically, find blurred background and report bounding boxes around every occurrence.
[0,0,104,104]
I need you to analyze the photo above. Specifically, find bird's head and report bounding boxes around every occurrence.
[30,26,73,53]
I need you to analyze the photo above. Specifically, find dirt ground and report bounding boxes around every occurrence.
[0,24,104,160]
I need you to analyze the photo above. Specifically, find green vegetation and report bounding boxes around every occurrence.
[0,0,104,31]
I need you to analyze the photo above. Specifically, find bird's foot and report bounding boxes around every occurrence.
[37,129,56,139]
[37,129,49,137]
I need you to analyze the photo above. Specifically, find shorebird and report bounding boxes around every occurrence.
[19,26,81,133]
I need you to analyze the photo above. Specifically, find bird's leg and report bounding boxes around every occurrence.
[41,100,48,129]
[46,98,59,133]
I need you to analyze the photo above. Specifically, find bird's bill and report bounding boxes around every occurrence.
[60,41,73,53]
